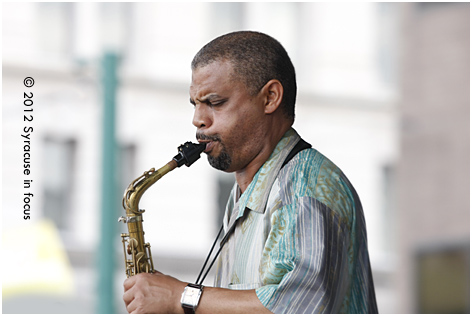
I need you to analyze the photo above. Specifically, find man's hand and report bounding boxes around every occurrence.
[123,271,186,314]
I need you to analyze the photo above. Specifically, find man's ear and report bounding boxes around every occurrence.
[262,79,284,114]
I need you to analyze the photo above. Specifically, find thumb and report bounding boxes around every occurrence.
[151,270,163,276]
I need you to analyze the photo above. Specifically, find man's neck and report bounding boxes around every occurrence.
[234,124,292,193]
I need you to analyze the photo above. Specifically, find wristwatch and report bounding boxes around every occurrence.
[180,283,204,314]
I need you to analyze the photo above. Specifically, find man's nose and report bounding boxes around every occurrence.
[192,104,211,129]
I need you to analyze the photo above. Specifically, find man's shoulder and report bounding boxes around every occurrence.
[280,147,341,185]
[279,148,358,219]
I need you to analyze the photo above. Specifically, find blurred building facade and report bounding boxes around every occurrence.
[395,3,470,313]
[2,2,468,314]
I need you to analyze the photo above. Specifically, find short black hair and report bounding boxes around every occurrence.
[191,31,296,121]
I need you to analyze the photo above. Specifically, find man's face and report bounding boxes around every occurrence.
[190,60,267,173]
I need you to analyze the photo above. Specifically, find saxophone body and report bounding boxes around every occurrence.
[119,142,206,277]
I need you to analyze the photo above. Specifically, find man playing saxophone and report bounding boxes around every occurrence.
[123,31,378,314]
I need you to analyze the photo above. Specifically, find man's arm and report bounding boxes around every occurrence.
[123,271,272,314]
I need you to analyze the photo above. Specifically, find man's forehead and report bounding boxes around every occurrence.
[192,60,234,79]
[190,60,236,95]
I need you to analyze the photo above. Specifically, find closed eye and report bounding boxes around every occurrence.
[208,99,227,107]
[190,97,227,108]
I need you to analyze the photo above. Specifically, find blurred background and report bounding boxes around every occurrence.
[2,2,469,314]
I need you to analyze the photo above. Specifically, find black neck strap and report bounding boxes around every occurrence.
[281,138,312,169]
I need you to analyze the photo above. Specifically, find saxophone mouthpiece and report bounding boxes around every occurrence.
[173,142,206,167]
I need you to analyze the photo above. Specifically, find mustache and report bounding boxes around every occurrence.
[196,133,222,142]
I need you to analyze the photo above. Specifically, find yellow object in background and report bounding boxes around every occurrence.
[2,220,74,298]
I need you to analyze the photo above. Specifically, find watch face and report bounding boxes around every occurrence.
[182,287,201,305]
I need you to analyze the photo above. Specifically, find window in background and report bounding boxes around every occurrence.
[42,137,77,230]
[376,3,400,93]
[382,163,396,253]
[416,244,470,313]
[118,143,137,196]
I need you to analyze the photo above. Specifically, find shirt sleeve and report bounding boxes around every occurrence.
[255,196,351,313]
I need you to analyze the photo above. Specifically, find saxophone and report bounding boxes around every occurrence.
[119,141,206,278]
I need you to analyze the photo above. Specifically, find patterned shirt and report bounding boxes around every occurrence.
[214,128,378,313]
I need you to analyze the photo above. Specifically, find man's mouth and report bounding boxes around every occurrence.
[197,134,220,154]
[199,141,214,153]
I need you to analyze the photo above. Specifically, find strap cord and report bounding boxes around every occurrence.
[195,224,224,286]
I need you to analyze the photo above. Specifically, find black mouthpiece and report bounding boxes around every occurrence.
[173,142,206,167]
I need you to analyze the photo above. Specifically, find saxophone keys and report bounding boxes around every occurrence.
[144,168,155,176]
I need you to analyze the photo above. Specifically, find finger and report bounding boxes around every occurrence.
[126,299,137,314]
[123,276,136,291]
[123,287,134,306]
[126,294,144,314]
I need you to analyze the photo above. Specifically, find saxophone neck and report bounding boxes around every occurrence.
[122,160,177,215]
[121,141,205,216]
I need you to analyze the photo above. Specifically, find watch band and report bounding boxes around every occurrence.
[182,305,194,314]
[181,283,204,314]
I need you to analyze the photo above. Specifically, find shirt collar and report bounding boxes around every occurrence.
[234,128,301,218]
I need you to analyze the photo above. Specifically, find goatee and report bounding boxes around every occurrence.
[208,149,232,171]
